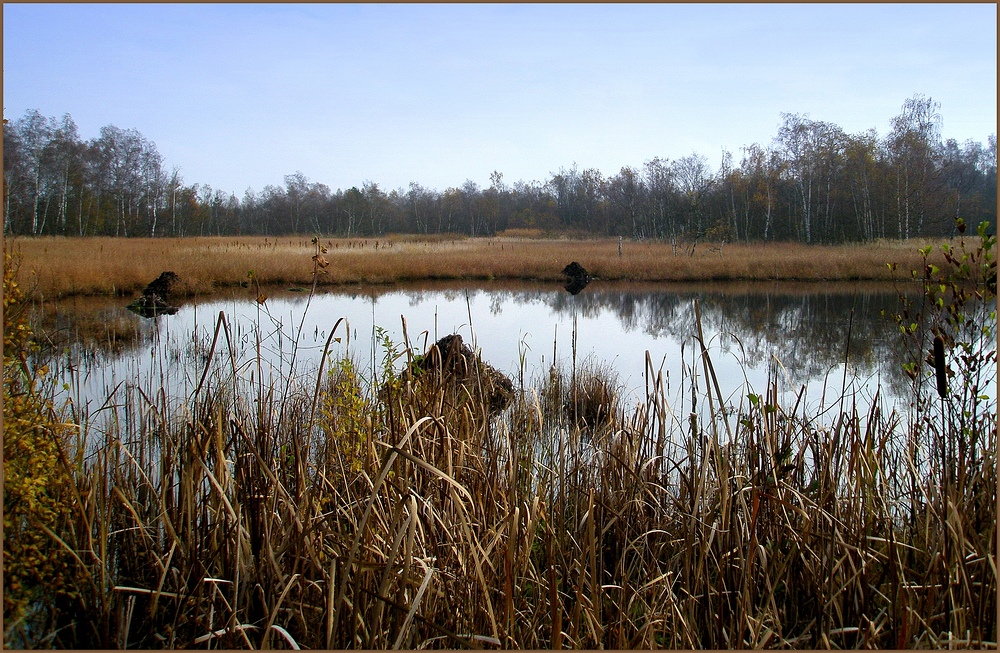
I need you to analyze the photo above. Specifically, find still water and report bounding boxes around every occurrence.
[40,280,928,419]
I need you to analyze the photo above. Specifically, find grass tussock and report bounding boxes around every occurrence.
[12,235,952,299]
[3,224,995,649]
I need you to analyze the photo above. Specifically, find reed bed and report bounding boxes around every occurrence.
[12,235,947,299]
[7,315,993,648]
[4,229,994,649]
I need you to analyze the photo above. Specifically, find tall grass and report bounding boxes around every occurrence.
[4,230,995,649]
[14,235,948,299]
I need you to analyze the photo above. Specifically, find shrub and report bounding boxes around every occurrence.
[887,217,997,642]
[3,243,85,648]
[319,356,372,479]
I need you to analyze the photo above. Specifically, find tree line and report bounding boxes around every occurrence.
[3,95,995,242]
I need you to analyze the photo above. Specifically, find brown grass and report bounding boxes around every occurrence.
[5,226,996,647]
[19,304,994,649]
[10,235,950,299]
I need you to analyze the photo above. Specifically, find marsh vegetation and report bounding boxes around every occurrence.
[13,234,946,300]
[3,224,996,649]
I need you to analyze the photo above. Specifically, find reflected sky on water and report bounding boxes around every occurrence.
[36,280,946,419]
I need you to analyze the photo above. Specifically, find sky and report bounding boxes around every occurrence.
[3,3,997,197]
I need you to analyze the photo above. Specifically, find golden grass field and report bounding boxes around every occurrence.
[10,234,949,299]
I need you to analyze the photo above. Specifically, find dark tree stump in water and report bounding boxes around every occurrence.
[561,261,591,295]
[127,271,181,317]
[143,271,180,298]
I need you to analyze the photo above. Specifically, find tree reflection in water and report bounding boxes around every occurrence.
[34,280,960,412]
[502,281,923,399]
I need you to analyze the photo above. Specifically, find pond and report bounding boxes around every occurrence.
[36,279,933,424]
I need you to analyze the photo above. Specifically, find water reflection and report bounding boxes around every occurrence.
[34,280,928,413]
[380,281,917,397]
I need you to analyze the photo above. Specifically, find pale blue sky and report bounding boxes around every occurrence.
[4,3,996,196]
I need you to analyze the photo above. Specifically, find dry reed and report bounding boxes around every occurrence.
[7,229,994,649]
[11,235,949,299]
[20,299,994,649]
